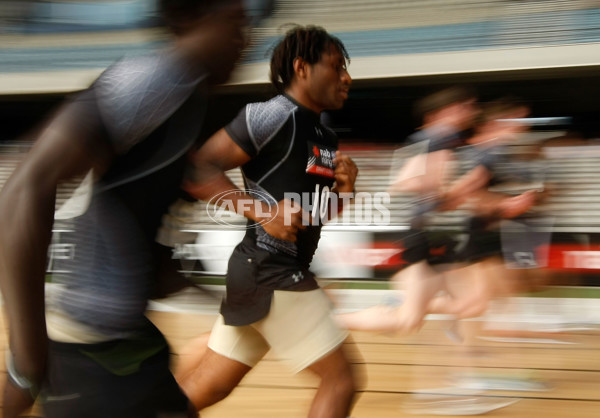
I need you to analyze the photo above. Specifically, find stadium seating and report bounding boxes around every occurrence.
[2,0,600,93]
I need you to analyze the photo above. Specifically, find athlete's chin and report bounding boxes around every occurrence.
[327,98,346,111]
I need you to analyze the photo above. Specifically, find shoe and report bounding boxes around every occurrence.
[405,388,519,415]
[452,372,552,392]
[444,319,463,344]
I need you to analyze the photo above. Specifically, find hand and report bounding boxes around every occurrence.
[498,190,537,218]
[3,375,36,418]
[261,199,307,242]
[1,332,47,418]
[333,151,358,194]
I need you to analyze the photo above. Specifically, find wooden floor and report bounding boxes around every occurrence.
[1,308,599,417]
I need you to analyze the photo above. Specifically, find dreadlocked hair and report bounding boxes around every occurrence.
[269,25,350,93]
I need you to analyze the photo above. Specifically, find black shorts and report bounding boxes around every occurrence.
[221,238,319,327]
[458,217,502,262]
[401,227,503,265]
[42,324,189,418]
[401,229,465,266]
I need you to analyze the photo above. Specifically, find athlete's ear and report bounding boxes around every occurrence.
[293,57,308,80]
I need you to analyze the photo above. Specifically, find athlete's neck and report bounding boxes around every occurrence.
[284,89,322,115]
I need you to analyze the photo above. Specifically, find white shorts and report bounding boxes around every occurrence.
[208,288,348,373]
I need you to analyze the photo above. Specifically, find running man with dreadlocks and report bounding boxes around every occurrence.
[177,25,360,417]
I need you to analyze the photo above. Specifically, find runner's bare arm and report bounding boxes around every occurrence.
[461,189,538,218]
[185,128,253,212]
[185,128,305,241]
[390,149,454,195]
[440,165,492,210]
[0,103,112,415]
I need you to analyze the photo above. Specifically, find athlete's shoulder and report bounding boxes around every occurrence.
[93,52,206,151]
[245,95,297,150]
[94,53,187,103]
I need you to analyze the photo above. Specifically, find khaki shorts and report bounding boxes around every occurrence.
[208,289,348,373]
